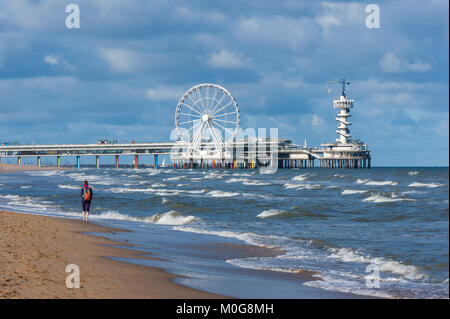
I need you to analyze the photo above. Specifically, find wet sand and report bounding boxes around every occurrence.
[0,210,226,298]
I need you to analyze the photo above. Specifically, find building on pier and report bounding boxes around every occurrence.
[0,80,371,169]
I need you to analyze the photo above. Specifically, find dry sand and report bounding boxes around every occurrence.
[0,210,225,299]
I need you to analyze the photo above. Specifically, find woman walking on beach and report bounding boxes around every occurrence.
[81,180,93,222]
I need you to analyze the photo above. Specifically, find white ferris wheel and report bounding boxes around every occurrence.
[175,83,240,159]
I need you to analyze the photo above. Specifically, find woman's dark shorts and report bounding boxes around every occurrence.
[82,200,91,212]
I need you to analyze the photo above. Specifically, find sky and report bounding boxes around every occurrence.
[0,0,448,166]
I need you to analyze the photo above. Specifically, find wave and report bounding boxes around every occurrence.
[257,209,287,218]
[25,170,62,177]
[292,174,308,181]
[94,210,196,226]
[58,184,80,190]
[19,186,31,189]
[225,177,248,183]
[408,182,445,188]
[207,190,240,197]
[365,180,399,186]
[328,247,424,280]
[173,226,282,248]
[408,171,420,176]
[356,179,369,184]
[284,183,322,190]
[243,181,271,186]
[362,193,415,203]
[342,189,369,195]
[150,210,196,225]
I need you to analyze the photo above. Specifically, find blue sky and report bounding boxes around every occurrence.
[0,0,448,166]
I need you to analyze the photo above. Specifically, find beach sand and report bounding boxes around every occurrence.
[0,210,225,299]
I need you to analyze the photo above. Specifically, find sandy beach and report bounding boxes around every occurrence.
[0,210,225,299]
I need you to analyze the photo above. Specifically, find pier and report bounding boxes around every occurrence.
[0,81,370,169]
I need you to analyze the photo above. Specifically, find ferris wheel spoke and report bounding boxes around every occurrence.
[213,118,237,125]
[180,102,202,115]
[210,92,227,113]
[213,101,234,115]
[207,121,224,150]
[185,120,202,132]
[178,119,200,125]
[209,87,218,112]
[194,89,206,111]
[178,112,201,118]
[213,111,237,118]
[212,121,235,136]
[186,93,204,113]
[205,86,210,110]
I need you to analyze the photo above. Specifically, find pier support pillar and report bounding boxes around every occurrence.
[95,155,99,169]
[76,156,80,169]
[115,155,119,169]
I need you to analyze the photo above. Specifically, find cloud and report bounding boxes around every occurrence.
[311,114,324,127]
[380,52,432,73]
[44,55,59,65]
[145,85,186,101]
[208,50,247,69]
[99,48,143,73]
[235,16,320,50]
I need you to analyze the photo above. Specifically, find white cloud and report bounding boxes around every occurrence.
[100,48,142,73]
[145,85,186,101]
[235,16,320,50]
[380,52,432,73]
[170,7,226,25]
[44,55,59,65]
[311,114,324,127]
[208,50,246,69]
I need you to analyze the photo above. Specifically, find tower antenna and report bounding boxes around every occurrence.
[328,79,350,97]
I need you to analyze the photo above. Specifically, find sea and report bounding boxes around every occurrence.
[0,166,448,299]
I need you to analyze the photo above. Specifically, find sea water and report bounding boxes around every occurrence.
[0,167,448,298]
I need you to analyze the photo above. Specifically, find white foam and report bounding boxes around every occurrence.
[328,247,424,280]
[150,210,196,225]
[284,183,321,190]
[303,275,394,299]
[292,174,308,181]
[356,179,369,184]
[365,180,399,186]
[173,226,281,248]
[25,170,62,177]
[257,209,286,218]
[362,193,415,203]
[94,210,196,226]
[341,189,369,195]
[58,184,80,190]
[408,182,445,188]
[19,186,31,189]
[207,190,240,197]
[243,181,271,186]
[163,176,184,181]
[408,171,419,175]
